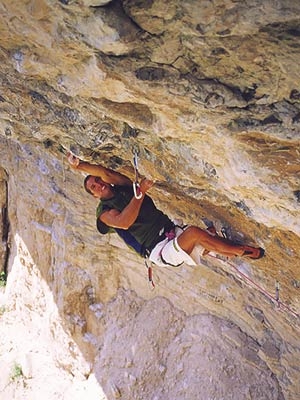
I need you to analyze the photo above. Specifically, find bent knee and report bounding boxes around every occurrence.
[184,226,206,238]
[177,226,208,254]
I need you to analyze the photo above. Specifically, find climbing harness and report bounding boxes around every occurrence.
[132,151,143,199]
[143,225,184,288]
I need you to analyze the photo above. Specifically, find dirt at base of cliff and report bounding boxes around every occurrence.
[0,288,286,400]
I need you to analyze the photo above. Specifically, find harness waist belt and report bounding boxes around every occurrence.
[143,222,175,257]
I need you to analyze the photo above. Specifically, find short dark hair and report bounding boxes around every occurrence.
[84,175,93,195]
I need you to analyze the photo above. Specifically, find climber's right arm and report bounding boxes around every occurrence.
[67,153,132,186]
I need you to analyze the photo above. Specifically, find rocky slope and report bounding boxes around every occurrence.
[0,1,299,399]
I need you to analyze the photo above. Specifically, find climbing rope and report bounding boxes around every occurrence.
[207,253,300,320]
[146,223,299,320]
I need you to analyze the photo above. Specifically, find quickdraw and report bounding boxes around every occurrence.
[207,253,299,320]
[133,151,142,199]
[275,281,280,302]
[132,150,154,286]
[207,225,299,319]
[145,259,155,288]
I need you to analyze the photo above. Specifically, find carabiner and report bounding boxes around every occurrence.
[133,181,143,199]
[133,151,143,199]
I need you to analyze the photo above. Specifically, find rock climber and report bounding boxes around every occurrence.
[67,153,264,267]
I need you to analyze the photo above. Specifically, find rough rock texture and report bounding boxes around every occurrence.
[0,1,299,399]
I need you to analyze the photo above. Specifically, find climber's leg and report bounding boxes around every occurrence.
[177,226,264,259]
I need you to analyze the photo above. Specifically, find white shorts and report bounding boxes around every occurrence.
[149,226,205,267]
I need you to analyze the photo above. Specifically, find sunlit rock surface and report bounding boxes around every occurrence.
[0,1,299,399]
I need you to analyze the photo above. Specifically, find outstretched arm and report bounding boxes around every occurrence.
[100,178,154,229]
[67,153,132,186]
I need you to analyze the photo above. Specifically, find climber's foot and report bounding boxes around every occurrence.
[242,246,265,259]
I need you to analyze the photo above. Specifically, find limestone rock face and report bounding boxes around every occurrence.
[0,1,299,399]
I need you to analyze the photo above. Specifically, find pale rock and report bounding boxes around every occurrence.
[81,0,113,6]
[0,1,300,400]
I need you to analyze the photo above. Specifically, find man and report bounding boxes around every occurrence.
[67,153,264,267]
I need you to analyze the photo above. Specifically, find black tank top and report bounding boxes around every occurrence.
[99,185,173,249]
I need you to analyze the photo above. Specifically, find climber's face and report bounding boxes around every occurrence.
[85,176,113,199]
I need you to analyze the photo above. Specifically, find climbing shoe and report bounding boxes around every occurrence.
[242,246,265,259]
